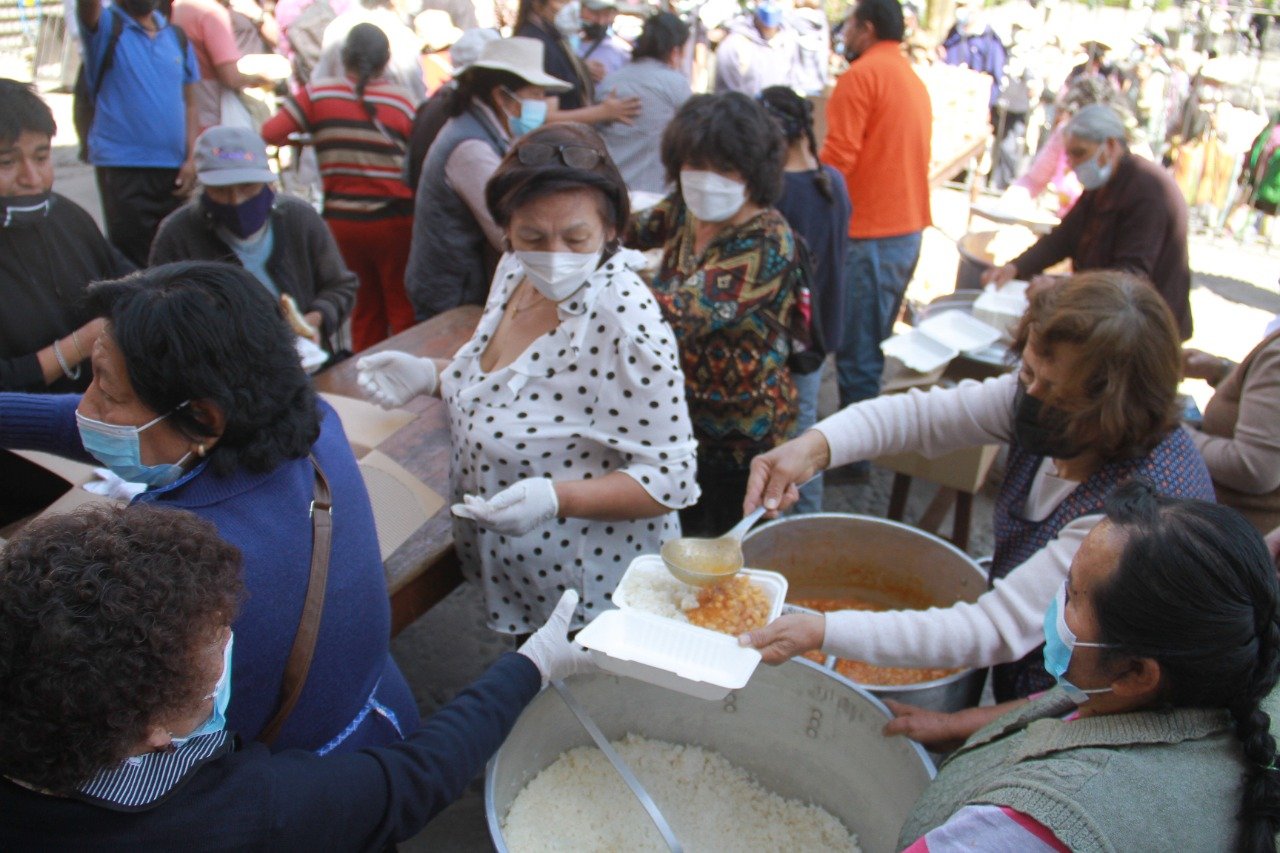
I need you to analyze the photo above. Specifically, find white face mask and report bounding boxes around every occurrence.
[680,170,747,223]
[1074,146,1114,190]
[515,249,602,301]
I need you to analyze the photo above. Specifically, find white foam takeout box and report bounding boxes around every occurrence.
[575,554,787,700]
[880,309,1003,374]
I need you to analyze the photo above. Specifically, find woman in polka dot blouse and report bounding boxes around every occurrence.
[358,123,700,633]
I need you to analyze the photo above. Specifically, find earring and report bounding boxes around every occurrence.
[196,443,207,457]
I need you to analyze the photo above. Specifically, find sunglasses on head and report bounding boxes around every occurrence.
[516,141,606,170]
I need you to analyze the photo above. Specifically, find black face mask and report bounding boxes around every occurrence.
[1013,383,1082,459]
[582,22,608,40]
[0,191,54,228]
[118,0,160,17]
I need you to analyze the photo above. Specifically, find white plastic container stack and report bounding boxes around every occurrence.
[575,555,787,700]
[879,309,1002,374]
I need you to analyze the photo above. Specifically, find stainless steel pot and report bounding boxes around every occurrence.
[741,513,988,714]
[486,662,935,853]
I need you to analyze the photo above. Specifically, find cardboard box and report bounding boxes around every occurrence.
[1,393,443,562]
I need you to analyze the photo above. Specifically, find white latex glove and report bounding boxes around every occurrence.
[517,590,595,685]
[451,477,559,536]
[83,468,147,501]
[355,351,438,408]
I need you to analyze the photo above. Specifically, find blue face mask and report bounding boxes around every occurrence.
[171,633,234,748]
[75,404,193,488]
[1043,581,1116,704]
[755,2,783,28]
[503,88,548,137]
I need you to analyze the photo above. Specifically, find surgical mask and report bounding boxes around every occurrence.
[171,633,234,747]
[1012,383,1080,459]
[755,2,783,28]
[680,170,747,223]
[75,404,193,488]
[203,186,274,239]
[1074,147,1113,190]
[0,190,53,228]
[502,89,548,137]
[1043,582,1116,704]
[515,248,602,301]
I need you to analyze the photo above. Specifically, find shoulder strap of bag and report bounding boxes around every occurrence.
[259,454,332,746]
[90,8,127,100]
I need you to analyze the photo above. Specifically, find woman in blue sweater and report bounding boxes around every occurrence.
[0,261,417,754]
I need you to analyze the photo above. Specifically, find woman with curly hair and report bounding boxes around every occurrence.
[626,90,805,536]
[0,261,418,756]
[0,504,585,848]
[895,480,1280,850]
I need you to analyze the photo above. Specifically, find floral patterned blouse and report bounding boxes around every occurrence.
[628,197,800,469]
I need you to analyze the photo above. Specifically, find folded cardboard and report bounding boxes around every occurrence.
[4,394,442,566]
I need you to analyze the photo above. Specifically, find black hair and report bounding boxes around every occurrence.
[451,66,532,118]
[1097,479,1280,852]
[854,0,905,42]
[0,77,56,145]
[341,23,391,122]
[0,504,243,793]
[661,92,785,207]
[86,261,320,477]
[632,11,689,62]
[486,122,630,237]
[514,0,551,35]
[758,85,833,203]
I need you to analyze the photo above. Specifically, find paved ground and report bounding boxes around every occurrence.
[17,21,1280,845]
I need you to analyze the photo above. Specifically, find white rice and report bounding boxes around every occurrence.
[614,562,700,621]
[501,734,860,852]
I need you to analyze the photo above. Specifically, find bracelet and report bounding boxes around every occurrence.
[70,329,85,362]
[52,339,81,381]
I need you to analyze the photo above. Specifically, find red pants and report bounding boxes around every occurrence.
[326,214,415,352]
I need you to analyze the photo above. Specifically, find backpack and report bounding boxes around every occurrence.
[72,8,190,163]
[286,0,337,85]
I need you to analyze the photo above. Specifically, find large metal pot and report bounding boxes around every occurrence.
[486,662,935,853]
[742,513,987,714]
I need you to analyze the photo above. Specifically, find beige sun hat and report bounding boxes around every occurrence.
[415,9,464,52]
[462,36,573,93]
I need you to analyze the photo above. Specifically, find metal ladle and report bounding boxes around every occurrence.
[660,505,768,587]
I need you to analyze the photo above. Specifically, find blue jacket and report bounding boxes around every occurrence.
[0,393,420,753]
[0,654,539,851]
[942,25,1007,107]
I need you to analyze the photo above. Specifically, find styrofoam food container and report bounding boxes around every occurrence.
[972,289,1028,341]
[916,309,1002,353]
[880,328,958,374]
[576,555,787,700]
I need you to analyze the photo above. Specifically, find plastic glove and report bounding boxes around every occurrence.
[355,351,438,408]
[517,589,595,685]
[83,468,147,501]
[451,477,559,536]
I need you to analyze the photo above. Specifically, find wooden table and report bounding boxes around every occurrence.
[313,305,483,636]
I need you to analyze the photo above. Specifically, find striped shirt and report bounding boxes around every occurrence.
[262,76,415,220]
[74,731,234,811]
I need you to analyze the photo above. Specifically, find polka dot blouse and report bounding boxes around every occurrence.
[440,249,701,633]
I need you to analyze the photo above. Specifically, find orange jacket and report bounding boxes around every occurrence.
[821,40,932,239]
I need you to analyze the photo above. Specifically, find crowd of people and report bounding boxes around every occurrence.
[2,0,1280,846]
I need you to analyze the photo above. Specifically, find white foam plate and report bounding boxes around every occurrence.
[917,310,1002,353]
[576,554,787,700]
[880,328,958,373]
[972,289,1028,341]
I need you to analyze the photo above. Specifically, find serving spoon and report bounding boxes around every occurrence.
[660,505,768,587]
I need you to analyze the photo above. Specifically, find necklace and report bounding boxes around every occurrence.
[508,282,550,316]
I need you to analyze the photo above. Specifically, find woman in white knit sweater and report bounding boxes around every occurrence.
[741,271,1215,742]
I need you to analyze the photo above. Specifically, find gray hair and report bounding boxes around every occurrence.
[1066,103,1127,142]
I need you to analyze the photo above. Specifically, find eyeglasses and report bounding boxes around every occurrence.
[516,142,606,170]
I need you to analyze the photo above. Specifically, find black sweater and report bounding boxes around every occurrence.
[0,194,133,392]
[150,194,358,345]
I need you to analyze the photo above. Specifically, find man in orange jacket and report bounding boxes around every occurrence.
[822,0,932,408]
